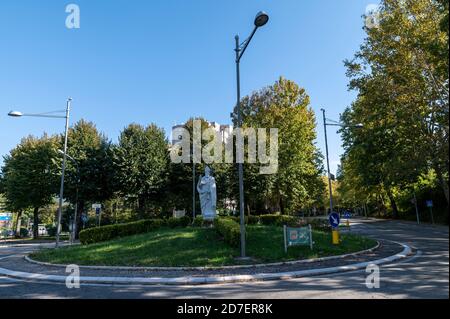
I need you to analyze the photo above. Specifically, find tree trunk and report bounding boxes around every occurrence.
[33,207,39,239]
[13,211,22,238]
[75,200,85,240]
[138,196,146,220]
[279,198,285,215]
[387,191,399,219]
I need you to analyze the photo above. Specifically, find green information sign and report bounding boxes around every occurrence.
[283,225,313,252]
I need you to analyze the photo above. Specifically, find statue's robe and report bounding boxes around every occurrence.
[197,176,217,220]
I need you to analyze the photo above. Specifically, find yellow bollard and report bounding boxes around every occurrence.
[332,229,340,245]
[346,219,350,228]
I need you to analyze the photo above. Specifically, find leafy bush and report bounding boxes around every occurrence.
[19,227,29,238]
[214,218,241,247]
[46,224,57,237]
[226,216,260,225]
[247,216,260,225]
[308,218,331,232]
[166,216,191,228]
[79,219,164,245]
[193,216,206,227]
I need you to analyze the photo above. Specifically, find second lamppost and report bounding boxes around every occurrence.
[235,11,269,258]
[320,108,363,216]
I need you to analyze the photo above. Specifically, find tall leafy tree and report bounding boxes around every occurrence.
[1,135,59,238]
[342,0,449,217]
[64,120,115,235]
[232,77,325,215]
[113,123,169,219]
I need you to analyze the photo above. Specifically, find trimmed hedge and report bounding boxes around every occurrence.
[214,218,241,247]
[227,216,260,225]
[79,219,164,245]
[259,214,298,226]
[193,216,208,227]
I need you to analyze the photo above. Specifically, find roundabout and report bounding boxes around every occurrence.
[0,225,410,285]
[0,219,446,298]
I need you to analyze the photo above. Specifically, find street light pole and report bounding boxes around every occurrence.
[55,98,71,248]
[235,34,246,258]
[59,151,79,245]
[8,99,72,247]
[234,11,269,259]
[321,108,334,215]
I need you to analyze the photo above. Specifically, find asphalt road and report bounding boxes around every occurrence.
[0,219,448,299]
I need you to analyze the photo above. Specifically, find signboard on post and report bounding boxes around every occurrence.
[283,225,313,252]
[426,200,433,208]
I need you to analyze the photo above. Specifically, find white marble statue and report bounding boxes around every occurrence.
[197,166,217,221]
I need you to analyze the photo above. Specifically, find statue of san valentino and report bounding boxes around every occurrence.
[197,166,217,221]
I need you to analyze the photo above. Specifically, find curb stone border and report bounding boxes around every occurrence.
[0,242,412,286]
[24,241,381,271]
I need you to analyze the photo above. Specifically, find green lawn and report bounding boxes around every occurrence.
[31,226,377,267]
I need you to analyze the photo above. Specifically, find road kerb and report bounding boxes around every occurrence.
[0,242,412,286]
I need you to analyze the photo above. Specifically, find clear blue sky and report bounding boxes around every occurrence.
[0,0,377,174]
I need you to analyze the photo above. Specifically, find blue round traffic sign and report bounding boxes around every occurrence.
[329,212,340,228]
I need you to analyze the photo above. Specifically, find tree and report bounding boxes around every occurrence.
[63,120,115,236]
[342,0,449,218]
[1,135,60,238]
[231,77,325,215]
[113,123,170,219]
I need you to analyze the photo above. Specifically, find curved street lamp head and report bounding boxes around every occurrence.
[254,11,269,27]
[355,123,364,129]
[8,111,23,117]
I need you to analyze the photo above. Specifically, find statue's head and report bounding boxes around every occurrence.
[205,166,211,177]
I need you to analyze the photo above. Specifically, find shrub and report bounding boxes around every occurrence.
[226,216,260,225]
[193,216,206,227]
[214,218,241,247]
[79,218,164,245]
[259,214,299,226]
[166,216,191,228]
[308,218,331,232]
[247,216,260,225]
[46,224,57,237]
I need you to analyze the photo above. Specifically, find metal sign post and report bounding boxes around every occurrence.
[426,200,435,225]
[413,191,420,225]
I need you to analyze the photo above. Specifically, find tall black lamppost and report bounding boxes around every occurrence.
[235,11,269,258]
